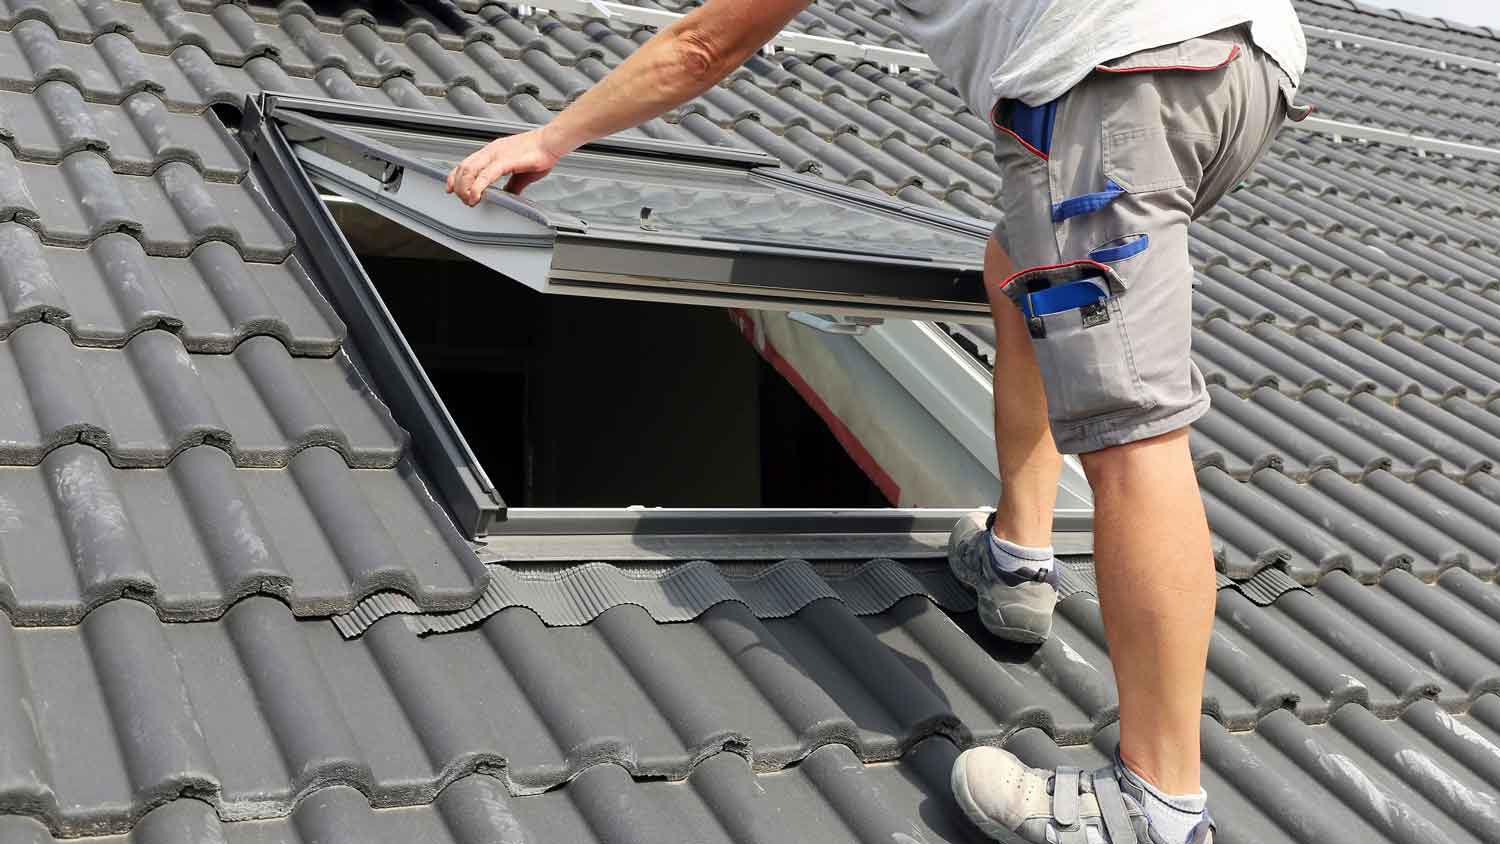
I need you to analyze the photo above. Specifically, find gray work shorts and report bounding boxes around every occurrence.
[991,26,1298,454]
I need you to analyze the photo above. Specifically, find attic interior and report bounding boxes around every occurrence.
[347,235,889,509]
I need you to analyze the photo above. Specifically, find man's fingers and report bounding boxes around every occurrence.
[448,150,491,203]
[464,156,516,206]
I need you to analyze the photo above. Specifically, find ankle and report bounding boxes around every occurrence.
[1117,755,1208,844]
[986,531,1055,581]
[1117,747,1200,796]
[989,510,1053,549]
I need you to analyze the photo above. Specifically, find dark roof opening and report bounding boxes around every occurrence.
[362,252,887,508]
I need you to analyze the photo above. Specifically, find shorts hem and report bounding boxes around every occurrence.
[1051,396,1211,455]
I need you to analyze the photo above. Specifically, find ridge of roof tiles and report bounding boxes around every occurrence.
[0,2,1496,843]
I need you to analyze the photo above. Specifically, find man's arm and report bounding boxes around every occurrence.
[447,0,812,205]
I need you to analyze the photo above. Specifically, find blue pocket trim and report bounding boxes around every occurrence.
[1052,180,1126,223]
[1088,233,1150,264]
[1020,277,1111,319]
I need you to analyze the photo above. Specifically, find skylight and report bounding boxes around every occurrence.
[240,93,1093,549]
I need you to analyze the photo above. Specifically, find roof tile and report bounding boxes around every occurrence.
[0,323,403,468]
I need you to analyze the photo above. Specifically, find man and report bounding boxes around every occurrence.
[447,2,1307,842]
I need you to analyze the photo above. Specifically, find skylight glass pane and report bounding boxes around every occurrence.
[475,154,982,264]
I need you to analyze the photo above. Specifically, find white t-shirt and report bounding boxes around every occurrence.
[889,0,1307,114]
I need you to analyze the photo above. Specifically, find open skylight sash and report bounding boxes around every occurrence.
[267,94,991,324]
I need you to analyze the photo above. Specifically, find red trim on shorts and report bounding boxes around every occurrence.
[990,109,1049,161]
[1095,43,1241,74]
[726,310,901,505]
[998,259,1115,293]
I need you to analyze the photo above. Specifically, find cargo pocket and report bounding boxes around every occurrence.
[1002,260,1152,423]
[1097,36,1238,194]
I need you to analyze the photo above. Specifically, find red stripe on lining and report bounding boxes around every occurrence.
[990,121,1049,161]
[990,103,1048,160]
[727,310,901,505]
[1095,43,1241,74]
[998,259,1115,293]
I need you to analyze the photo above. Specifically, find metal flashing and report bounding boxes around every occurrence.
[330,557,977,636]
[333,554,1111,638]
[240,96,505,537]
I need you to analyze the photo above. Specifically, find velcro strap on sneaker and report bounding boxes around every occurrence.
[1092,772,1140,844]
[1053,767,1083,827]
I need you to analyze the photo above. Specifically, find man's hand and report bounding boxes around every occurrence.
[446,128,564,206]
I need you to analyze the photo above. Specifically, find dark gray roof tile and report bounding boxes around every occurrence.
[831,131,918,191]
[0,594,962,835]
[1342,328,1468,397]
[940,187,994,219]
[279,10,382,80]
[1202,265,1323,327]
[1,556,1497,839]
[0,227,342,353]
[0,443,483,625]
[0,147,292,259]
[0,323,403,469]
[1204,219,1315,275]
[1195,273,1285,325]
[1277,379,1398,458]
[0,84,244,179]
[1245,467,1401,579]
[1296,326,1426,393]
[1194,320,1287,393]
[1325,232,1428,282]
[1404,335,1500,399]
[164,42,245,108]
[1308,472,1470,579]
[1200,469,1296,570]
[1190,223,1274,272]
[0,736,983,844]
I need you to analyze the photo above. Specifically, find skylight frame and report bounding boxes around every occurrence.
[242,93,1093,547]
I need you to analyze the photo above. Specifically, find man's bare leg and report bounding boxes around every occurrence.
[1079,427,1215,794]
[983,234,1061,548]
[983,232,1210,791]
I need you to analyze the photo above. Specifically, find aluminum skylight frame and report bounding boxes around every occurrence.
[241,95,506,537]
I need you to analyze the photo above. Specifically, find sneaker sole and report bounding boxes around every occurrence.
[950,749,1011,842]
[984,624,1048,645]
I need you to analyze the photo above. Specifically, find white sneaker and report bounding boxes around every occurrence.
[951,746,1216,844]
[947,511,1058,644]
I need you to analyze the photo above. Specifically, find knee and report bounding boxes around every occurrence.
[1078,426,1190,491]
[1078,443,1130,491]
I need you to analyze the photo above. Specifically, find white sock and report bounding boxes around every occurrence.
[1117,762,1208,844]
[987,530,1054,576]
